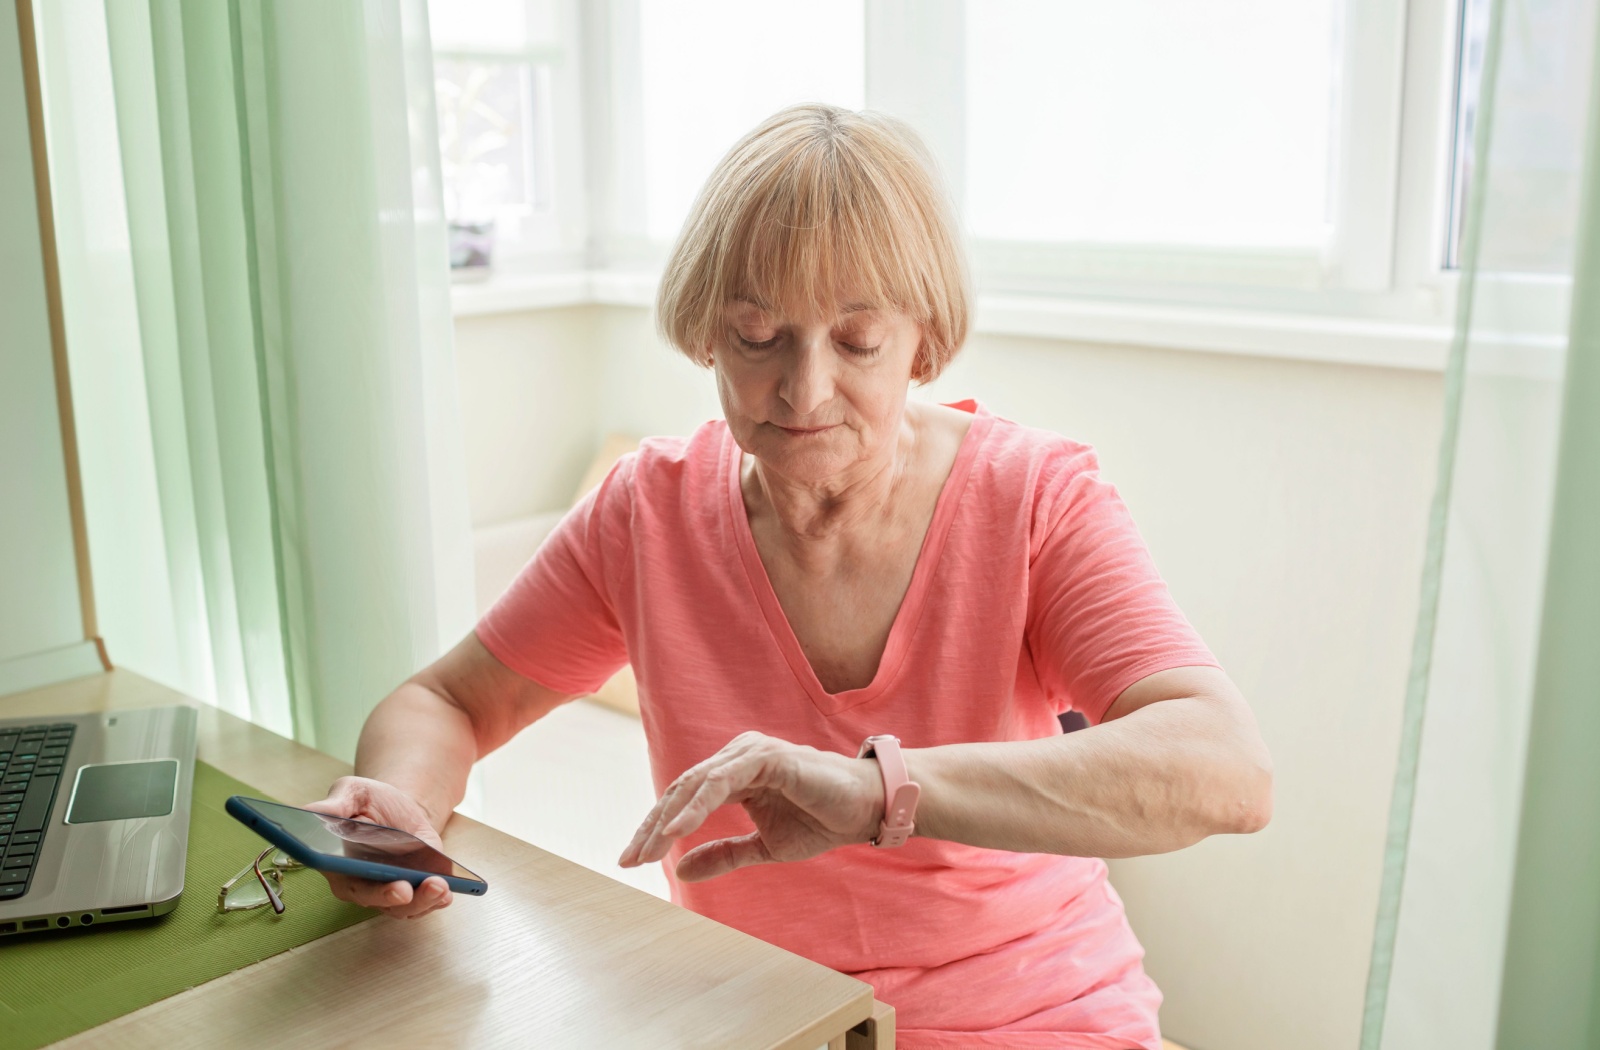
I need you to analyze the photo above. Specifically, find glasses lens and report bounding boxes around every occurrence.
[268,850,302,871]
[224,876,272,910]
[219,865,284,912]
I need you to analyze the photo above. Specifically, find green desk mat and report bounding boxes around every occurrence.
[0,761,376,1050]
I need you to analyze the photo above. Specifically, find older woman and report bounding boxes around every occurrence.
[311,105,1272,1048]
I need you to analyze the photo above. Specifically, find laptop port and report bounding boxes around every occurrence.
[0,922,16,934]
[22,919,47,931]
[55,916,70,928]
[100,904,149,915]
[80,913,94,925]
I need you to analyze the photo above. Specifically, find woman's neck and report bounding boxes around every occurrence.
[743,411,922,548]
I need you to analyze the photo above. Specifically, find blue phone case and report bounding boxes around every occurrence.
[225,795,488,896]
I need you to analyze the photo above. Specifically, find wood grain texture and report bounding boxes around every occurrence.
[4,670,878,1048]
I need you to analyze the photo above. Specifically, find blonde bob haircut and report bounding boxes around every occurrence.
[656,104,970,384]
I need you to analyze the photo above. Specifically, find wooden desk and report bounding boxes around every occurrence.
[3,671,892,1049]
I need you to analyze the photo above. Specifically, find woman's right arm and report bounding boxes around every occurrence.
[306,631,574,918]
[353,631,574,829]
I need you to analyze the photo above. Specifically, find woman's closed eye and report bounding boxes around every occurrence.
[736,332,781,352]
[729,326,881,356]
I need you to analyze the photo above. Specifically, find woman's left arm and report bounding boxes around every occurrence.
[618,664,1270,881]
[906,664,1273,858]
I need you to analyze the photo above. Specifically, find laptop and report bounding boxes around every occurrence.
[0,705,197,936]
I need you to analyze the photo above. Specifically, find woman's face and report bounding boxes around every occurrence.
[712,298,921,486]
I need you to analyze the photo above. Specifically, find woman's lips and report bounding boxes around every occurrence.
[774,423,838,435]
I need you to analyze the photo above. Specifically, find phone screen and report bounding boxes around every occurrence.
[241,798,483,882]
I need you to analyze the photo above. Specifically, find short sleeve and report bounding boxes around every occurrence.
[1025,443,1217,724]
[475,458,632,695]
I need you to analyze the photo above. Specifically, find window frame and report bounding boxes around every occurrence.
[451,0,1570,367]
[429,0,589,273]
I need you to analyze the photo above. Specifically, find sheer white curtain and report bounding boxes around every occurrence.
[1363,0,1599,1046]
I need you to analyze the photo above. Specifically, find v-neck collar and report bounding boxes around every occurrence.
[723,401,995,716]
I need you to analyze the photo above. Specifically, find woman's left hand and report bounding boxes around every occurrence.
[618,731,885,882]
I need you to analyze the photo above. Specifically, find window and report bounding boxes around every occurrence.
[636,0,865,242]
[965,1,1340,251]
[1445,0,1596,274]
[443,0,1569,351]
[429,0,575,270]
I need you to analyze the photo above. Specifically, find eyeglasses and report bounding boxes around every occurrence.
[217,845,305,915]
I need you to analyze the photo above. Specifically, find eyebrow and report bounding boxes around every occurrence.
[729,298,880,317]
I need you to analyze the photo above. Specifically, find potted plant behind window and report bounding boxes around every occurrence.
[436,62,515,279]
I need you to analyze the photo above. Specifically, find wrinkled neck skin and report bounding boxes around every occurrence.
[741,398,928,559]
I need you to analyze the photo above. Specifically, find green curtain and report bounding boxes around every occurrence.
[1363,0,1600,1047]
[33,0,474,760]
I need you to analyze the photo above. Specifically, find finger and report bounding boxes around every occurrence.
[325,872,414,911]
[303,778,367,817]
[385,878,452,919]
[621,734,777,866]
[659,761,752,839]
[675,833,772,883]
[620,763,712,866]
[637,763,754,865]
[636,753,770,866]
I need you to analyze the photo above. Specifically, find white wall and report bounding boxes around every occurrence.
[453,305,607,527]
[454,302,1446,1050]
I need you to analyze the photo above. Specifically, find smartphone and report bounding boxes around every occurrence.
[225,796,488,896]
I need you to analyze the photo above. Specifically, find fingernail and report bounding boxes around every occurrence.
[386,886,403,903]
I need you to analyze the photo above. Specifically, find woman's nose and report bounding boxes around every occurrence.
[778,337,835,417]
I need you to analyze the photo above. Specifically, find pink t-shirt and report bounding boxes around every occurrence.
[478,401,1217,1049]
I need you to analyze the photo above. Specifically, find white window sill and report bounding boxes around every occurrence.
[450,269,1564,378]
[450,270,659,316]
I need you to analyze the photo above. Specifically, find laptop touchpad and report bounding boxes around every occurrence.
[67,760,179,823]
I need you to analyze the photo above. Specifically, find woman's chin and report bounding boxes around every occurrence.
[751,443,858,485]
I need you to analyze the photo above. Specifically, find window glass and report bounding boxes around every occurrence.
[1447,0,1597,273]
[434,59,539,226]
[638,0,865,241]
[965,0,1341,248]
[431,0,559,52]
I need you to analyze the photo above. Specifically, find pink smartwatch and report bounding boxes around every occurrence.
[857,734,921,848]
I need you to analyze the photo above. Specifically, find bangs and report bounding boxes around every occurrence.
[727,143,933,327]
[658,105,969,383]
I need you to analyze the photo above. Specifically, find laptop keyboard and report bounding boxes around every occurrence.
[0,723,75,901]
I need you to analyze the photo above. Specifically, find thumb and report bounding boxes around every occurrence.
[674,833,772,883]
[303,778,366,818]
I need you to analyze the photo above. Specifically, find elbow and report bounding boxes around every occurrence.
[1223,757,1274,835]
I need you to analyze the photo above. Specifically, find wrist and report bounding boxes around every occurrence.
[855,758,887,842]
[856,735,921,848]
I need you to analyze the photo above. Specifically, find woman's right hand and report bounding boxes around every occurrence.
[301,776,454,920]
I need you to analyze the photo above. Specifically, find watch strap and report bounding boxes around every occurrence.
[857,734,920,848]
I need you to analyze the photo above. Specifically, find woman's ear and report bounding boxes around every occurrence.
[910,335,931,384]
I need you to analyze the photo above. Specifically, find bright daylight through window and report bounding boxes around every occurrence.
[428,0,1572,353]
[638,0,865,242]
[965,1,1340,250]
[429,0,559,270]
[1445,0,1595,274]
